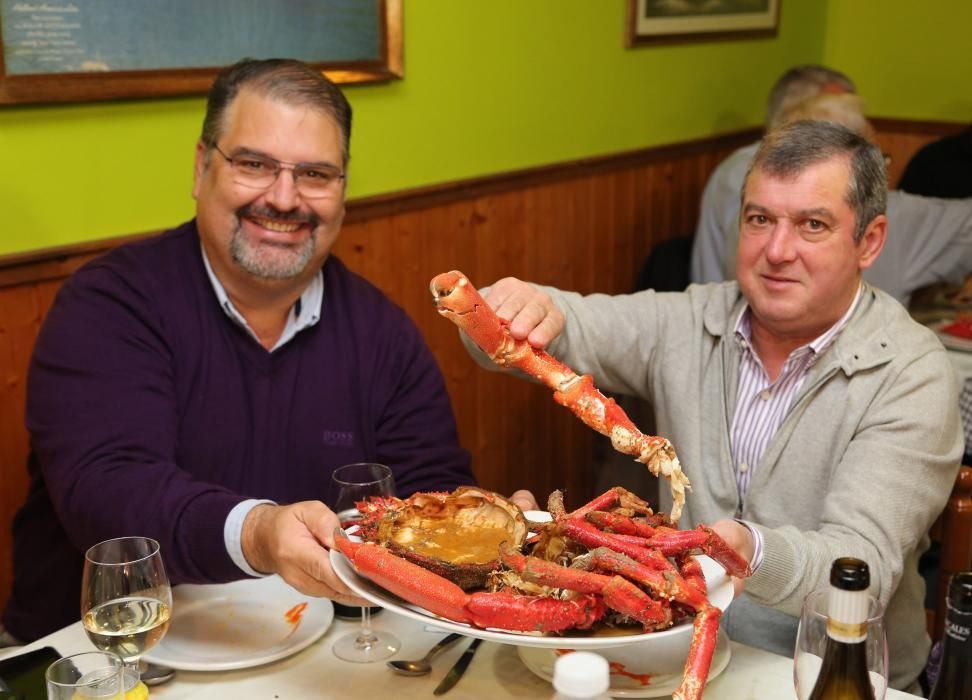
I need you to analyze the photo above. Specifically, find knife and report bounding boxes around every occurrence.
[432,637,483,696]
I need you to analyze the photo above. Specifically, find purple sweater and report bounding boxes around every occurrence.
[4,221,474,641]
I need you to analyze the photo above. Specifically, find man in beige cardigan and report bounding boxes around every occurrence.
[462,121,962,693]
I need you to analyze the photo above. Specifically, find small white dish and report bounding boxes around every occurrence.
[516,629,731,697]
[143,575,333,671]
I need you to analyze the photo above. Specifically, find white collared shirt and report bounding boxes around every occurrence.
[729,284,863,573]
[730,284,863,497]
[200,244,323,350]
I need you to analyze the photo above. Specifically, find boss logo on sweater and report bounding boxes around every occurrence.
[322,429,354,447]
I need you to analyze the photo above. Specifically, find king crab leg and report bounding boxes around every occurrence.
[430,270,691,520]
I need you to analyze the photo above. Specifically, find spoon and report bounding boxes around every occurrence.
[386,632,465,675]
[139,660,177,686]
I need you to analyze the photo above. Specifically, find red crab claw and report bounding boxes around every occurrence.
[646,526,752,579]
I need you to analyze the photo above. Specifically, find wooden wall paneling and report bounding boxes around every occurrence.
[870,118,968,189]
[0,282,58,613]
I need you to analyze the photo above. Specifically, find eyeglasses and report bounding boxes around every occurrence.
[213,144,345,198]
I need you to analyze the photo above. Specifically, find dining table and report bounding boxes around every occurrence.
[909,287,972,454]
[0,608,922,699]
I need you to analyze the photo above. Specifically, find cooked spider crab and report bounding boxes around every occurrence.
[428,270,691,520]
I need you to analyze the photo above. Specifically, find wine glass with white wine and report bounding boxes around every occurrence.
[331,462,401,663]
[81,537,172,690]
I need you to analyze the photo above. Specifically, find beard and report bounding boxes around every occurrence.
[230,205,320,279]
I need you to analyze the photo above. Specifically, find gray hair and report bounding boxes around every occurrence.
[200,58,352,165]
[779,93,873,141]
[744,120,887,242]
[765,65,856,131]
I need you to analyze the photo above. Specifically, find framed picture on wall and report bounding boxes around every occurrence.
[626,0,780,47]
[0,0,402,105]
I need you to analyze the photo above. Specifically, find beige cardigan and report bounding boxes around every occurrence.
[474,280,962,691]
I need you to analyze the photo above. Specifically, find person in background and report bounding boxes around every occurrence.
[690,65,972,305]
[898,122,972,199]
[0,58,484,646]
[690,65,854,285]
[461,121,962,694]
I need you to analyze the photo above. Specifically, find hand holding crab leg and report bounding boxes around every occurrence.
[430,270,691,520]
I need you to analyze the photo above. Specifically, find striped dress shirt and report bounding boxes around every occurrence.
[730,285,863,500]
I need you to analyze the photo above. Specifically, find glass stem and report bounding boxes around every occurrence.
[358,607,377,648]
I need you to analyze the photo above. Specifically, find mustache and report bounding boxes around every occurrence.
[237,204,320,228]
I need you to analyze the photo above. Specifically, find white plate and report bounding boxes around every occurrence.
[931,319,972,352]
[330,511,734,650]
[143,576,333,671]
[516,629,731,698]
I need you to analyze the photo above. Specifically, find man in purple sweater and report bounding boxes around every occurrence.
[1,59,479,643]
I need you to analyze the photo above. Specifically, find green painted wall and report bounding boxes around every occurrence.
[823,0,972,121]
[8,1,971,258]
[1,1,827,256]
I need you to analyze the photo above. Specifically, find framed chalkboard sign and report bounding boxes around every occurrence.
[0,0,402,105]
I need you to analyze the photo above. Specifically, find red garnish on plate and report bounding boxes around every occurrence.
[285,602,308,625]
[609,661,655,686]
[942,316,972,340]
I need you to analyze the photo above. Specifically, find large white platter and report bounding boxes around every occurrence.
[143,575,333,671]
[330,512,734,651]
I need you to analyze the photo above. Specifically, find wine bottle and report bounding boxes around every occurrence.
[928,571,972,700]
[808,557,876,700]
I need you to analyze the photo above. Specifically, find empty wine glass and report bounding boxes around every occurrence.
[81,537,172,686]
[794,589,889,700]
[45,650,137,700]
[331,462,401,662]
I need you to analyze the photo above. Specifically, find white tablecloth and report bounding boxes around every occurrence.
[0,611,921,699]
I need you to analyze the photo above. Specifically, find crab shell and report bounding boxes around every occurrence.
[358,486,529,590]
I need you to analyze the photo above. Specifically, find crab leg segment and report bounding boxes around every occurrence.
[334,538,471,623]
[586,511,659,538]
[673,605,723,700]
[430,270,691,521]
[675,553,708,598]
[647,526,753,579]
[558,518,677,574]
[465,591,606,632]
[334,536,605,633]
[499,544,671,629]
[584,547,708,611]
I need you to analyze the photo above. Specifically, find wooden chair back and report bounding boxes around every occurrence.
[927,465,972,641]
